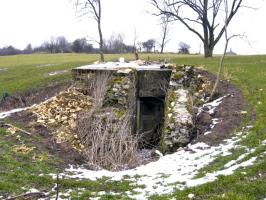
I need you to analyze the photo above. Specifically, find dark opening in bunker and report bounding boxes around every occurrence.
[138,97,165,148]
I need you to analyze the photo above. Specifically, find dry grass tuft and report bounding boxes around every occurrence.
[76,110,141,171]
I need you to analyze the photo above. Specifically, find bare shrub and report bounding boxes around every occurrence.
[76,110,141,171]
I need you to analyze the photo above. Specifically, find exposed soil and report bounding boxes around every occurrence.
[193,69,247,145]
[7,110,86,166]
[0,83,70,112]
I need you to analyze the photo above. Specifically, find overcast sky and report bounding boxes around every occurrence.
[0,0,265,54]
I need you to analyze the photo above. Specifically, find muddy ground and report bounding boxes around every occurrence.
[0,84,70,112]
[193,69,247,145]
[0,69,248,166]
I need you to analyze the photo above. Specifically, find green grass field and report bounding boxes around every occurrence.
[0,53,266,199]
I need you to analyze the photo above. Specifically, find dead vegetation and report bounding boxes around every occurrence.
[76,72,142,171]
[76,110,141,171]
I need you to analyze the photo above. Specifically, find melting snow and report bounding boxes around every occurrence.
[0,68,8,72]
[0,107,32,119]
[197,95,228,116]
[36,63,55,68]
[48,70,68,76]
[46,129,261,199]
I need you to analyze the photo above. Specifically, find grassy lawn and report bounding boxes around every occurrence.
[0,53,266,199]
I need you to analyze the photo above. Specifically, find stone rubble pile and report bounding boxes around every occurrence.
[30,88,93,151]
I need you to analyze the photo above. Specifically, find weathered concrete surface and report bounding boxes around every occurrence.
[137,70,172,97]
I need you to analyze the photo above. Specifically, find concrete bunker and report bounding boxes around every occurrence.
[72,62,195,153]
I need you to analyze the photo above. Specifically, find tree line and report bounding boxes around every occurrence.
[0,34,192,56]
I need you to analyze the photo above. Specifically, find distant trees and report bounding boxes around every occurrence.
[0,46,21,56]
[0,35,139,56]
[72,38,93,53]
[23,44,33,54]
[103,33,134,54]
[142,39,156,53]
[178,42,191,54]
[55,36,71,53]
[151,0,244,57]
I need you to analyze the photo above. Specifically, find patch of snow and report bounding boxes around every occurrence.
[0,68,8,72]
[0,107,32,119]
[261,140,266,145]
[197,95,228,116]
[224,153,249,168]
[186,156,257,187]
[48,133,252,199]
[170,81,178,86]
[36,63,55,68]
[48,70,69,76]
[210,118,220,129]
[188,193,195,199]
[27,188,40,193]
[204,131,212,135]
[243,125,254,130]
[155,150,163,157]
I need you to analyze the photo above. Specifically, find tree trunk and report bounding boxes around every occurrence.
[97,0,104,62]
[98,22,104,62]
[204,44,214,58]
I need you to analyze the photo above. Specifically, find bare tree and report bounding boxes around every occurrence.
[159,14,171,54]
[142,39,156,52]
[104,33,127,53]
[55,36,70,53]
[178,42,191,54]
[133,29,139,60]
[151,0,244,57]
[210,0,241,99]
[76,0,104,62]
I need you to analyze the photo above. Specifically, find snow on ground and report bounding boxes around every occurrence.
[46,128,263,199]
[199,95,228,136]
[36,64,56,68]
[0,68,8,72]
[48,70,69,76]
[0,107,32,119]
[197,95,229,116]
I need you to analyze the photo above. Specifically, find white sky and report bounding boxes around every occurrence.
[0,0,265,54]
